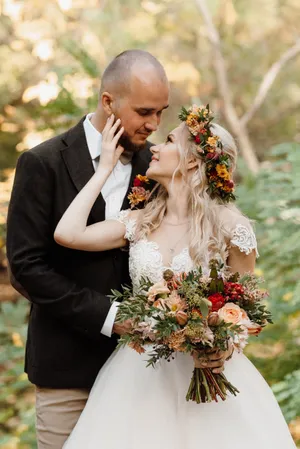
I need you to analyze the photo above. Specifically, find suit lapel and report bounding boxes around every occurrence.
[60,117,106,223]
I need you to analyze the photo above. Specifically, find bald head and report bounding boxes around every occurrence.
[93,50,169,152]
[100,49,168,97]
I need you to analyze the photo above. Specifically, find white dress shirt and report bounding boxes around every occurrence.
[83,113,132,337]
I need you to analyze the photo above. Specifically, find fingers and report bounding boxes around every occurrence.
[193,346,232,372]
[206,348,232,362]
[205,347,219,354]
[212,366,225,374]
[195,360,225,371]
[200,359,225,369]
[205,350,223,361]
[109,118,122,139]
[102,114,114,136]
[102,115,122,141]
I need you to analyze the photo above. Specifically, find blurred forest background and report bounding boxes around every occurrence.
[0,0,300,447]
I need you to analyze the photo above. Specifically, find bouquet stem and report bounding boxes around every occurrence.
[186,368,240,404]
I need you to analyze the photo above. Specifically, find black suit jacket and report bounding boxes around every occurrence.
[6,117,152,388]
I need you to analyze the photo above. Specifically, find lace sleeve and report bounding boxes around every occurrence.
[113,210,137,242]
[230,223,259,257]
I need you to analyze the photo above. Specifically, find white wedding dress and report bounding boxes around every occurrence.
[64,211,296,449]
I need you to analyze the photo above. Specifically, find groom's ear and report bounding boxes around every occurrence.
[101,92,114,115]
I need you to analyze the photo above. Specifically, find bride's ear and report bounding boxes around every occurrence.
[187,157,198,171]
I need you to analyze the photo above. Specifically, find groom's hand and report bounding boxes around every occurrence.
[113,319,132,336]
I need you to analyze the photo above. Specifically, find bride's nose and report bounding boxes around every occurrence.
[150,145,160,155]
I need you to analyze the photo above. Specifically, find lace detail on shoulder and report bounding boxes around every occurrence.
[113,210,137,242]
[230,224,259,257]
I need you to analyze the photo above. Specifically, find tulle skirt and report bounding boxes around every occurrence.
[64,346,296,449]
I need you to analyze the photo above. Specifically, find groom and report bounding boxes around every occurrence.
[6,49,170,449]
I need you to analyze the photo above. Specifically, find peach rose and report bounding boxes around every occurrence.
[218,303,243,325]
[147,281,170,302]
[240,309,249,321]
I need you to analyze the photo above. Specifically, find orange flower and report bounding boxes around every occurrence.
[136,174,149,183]
[191,308,202,319]
[207,136,219,147]
[128,186,150,207]
[128,340,145,354]
[216,164,230,180]
[207,146,215,153]
[186,113,199,125]
[186,115,206,136]
[167,329,186,351]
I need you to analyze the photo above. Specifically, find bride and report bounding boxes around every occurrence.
[54,106,296,448]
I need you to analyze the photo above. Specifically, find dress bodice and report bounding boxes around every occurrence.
[129,240,194,287]
[115,210,258,289]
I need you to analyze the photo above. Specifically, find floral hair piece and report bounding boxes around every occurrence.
[179,104,236,203]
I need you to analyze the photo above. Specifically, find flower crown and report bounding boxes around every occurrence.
[179,104,236,203]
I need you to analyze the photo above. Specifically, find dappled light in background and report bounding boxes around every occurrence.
[22,73,61,106]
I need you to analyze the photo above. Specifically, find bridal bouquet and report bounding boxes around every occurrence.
[110,260,272,404]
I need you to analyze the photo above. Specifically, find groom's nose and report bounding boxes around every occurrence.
[144,116,159,133]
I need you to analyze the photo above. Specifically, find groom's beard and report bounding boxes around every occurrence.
[118,132,146,164]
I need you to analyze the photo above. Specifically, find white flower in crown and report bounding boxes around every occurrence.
[190,104,208,115]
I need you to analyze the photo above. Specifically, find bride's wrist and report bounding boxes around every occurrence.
[95,165,113,179]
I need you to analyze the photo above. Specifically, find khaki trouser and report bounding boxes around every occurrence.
[35,386,90,449]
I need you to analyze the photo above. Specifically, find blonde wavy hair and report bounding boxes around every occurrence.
[135,121,246,267]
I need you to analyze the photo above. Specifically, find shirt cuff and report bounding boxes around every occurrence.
[100,302,120,338]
